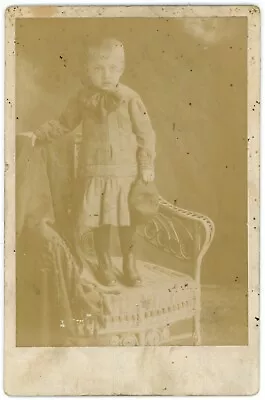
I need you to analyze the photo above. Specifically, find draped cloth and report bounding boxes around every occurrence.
[16,136,113,345]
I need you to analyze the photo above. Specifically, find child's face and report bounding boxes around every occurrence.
[86,49,124,91]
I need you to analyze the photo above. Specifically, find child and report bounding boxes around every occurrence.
[30,38,156,287]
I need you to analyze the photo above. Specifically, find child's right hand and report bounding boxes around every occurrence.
[16,131,37,147]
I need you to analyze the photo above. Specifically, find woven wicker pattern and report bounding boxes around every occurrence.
[73,257,197,345]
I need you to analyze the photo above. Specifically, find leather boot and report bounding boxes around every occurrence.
[94,225,117,287]
[119,226,142,287]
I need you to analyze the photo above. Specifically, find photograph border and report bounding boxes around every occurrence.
[4,5,260,395]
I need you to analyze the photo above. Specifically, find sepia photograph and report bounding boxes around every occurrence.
[4,5,260,396]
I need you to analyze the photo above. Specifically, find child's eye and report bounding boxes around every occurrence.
[110,65,118,72]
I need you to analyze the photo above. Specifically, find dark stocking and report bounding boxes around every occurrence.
[118,225,142,286]
[93,225,117,286]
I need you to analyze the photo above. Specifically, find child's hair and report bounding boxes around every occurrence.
[87,38,125,65]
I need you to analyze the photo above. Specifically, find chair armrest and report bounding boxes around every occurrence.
[139,196,215,280]
[159,196,215,262]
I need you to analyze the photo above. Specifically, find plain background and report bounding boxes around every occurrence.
[1,0,264,398]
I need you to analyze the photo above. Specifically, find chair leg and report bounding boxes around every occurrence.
[193,222,202,346]
[193,287,202,345]
[193,314,201,345]
[138,332,146,346]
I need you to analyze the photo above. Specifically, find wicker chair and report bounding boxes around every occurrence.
[64,133,215,346]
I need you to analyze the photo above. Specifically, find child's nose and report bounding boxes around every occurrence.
[103,68,111,80]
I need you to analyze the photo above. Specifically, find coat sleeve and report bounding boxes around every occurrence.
[34,92,83,141]
[129,96,156,171]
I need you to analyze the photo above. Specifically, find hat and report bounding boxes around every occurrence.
[129,179,160,225]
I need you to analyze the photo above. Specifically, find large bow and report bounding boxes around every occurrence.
[81,83,123,118]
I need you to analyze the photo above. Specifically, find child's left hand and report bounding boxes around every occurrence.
[141,169,155,183]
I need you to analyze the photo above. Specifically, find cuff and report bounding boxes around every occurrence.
[138,148,155,171]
